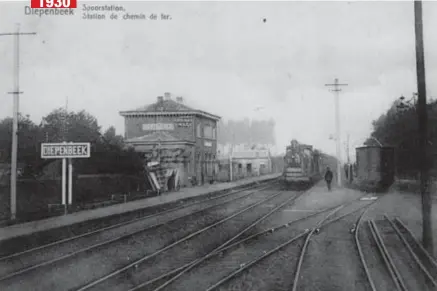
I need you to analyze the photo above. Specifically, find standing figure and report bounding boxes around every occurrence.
[324,167,333,191]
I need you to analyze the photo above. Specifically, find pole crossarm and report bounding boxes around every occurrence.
[325,79,348,90]
[0,32,37,36]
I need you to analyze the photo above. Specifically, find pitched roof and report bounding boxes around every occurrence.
[127,131,190,143]
[135,99,196,112]
[120,95,221,121]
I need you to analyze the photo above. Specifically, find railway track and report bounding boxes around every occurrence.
[290,198,379,291]
[360,216,437,291]
[0,180,276,257]
[393,218,437,281]
[74,188,306,291]
[7,181,433,291]
[0,180,276,256]
[194,195,379,291]
[0,181,278,290]
[117,193,374,291]
[146,207,329,291]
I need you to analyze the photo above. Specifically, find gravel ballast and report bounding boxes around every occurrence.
[88,190,296,291]
[0,186,271,278]
[0,189,279,291]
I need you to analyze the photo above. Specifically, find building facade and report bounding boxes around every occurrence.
[216,149,273,182]
[119,93,220,187]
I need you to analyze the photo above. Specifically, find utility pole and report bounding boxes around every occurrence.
[0,24,36,221]
[414,0,433,254]
[346,133,351,183]
[59,96,68,211]
[344,133,350,164]
[325,78,348,187]
[229,133,235,181]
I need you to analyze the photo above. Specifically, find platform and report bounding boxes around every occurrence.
[296,182,368,211]
[0,174,280,242]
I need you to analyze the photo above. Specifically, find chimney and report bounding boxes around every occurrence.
[164,92,171,100]
[157,96,164,103]
[176,96,184,103]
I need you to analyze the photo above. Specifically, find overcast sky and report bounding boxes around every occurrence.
[1,1,437,159]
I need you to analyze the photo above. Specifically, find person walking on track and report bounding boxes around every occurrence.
[324,167,333,191]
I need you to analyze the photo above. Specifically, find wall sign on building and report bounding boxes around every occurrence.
[142,123,174,131]
[176,122,192,127]
[174,117,193,128]
[204,141,212,147]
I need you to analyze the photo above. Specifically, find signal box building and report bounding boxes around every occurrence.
[119,92,221,187]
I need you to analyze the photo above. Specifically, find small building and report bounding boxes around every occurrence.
[119,93,221,187]
[217,149,272,181]
[231,150,272,176]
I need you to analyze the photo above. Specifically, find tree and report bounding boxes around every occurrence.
[0,108,144,177]
[102,126,124,149]
[366,98,437,177]
[38,108,144,176]
[0,114,44,177]
[41,108,101,144]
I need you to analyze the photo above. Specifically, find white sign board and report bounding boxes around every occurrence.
[41,142,91,159]
[142,123,174,131]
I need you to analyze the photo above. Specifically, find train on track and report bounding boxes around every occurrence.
[282,140,323,189]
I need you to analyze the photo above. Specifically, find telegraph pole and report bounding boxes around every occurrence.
[347,133,350,164]
[414,0,433,254]
[1,24,36,220]
[346,133,351,183]
[325,78,348,187]
[229,149,233,181]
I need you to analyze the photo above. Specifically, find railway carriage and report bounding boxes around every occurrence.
[355,146,395,192]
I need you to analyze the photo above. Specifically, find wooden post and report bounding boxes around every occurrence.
[414,0,433,254]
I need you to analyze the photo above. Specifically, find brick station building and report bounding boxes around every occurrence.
[119,92,221,187]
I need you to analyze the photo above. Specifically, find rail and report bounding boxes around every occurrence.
[148,189,308,291]
[198,195,379,291]
[354,206,377,291]
[384,215,437,288]
[368,219,408,291]
[0,182,276,282]
[75,187,290,290]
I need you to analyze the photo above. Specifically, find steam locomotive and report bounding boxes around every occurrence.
[282,140,322,189]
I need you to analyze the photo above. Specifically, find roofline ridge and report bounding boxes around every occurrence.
[119,110,221,120]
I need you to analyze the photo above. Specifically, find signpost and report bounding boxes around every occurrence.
[41,142,91,213]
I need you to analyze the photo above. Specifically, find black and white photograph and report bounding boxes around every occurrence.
[0,0,436,290]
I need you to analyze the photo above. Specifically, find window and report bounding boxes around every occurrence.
[212,127,216,139]
[197,123,201,138]
[203,125,213,139]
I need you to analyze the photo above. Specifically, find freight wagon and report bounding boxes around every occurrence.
[355,146,395,192]
[283,140,322,189]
